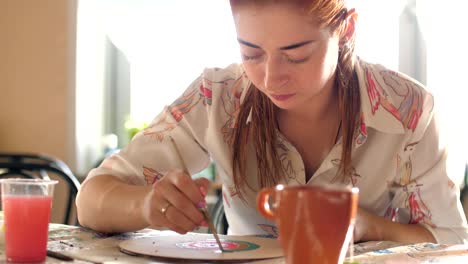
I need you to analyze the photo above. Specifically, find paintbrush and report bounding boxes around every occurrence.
[168,136,225,252]
[198,207,225,252]
[46,250,103,263]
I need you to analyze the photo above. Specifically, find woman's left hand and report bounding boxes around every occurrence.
[353,208,370,242]
[353,207,436,243]
[353,207,380,242]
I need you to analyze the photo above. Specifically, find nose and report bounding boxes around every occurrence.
[264,57,289,91]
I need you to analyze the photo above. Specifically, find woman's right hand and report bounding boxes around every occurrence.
[141,169,210,234]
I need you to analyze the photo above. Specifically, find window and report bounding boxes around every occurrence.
[76,0,467,182]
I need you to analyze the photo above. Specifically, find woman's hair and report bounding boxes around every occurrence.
[230,0,361,200]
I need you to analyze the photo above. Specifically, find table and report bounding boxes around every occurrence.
[1,223,468,263]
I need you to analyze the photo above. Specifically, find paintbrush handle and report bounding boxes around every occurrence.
[47,250,103,264]
[169,136,190,173]
[200,208,225,252]
[47,250,73,261]
[169,136,224,251]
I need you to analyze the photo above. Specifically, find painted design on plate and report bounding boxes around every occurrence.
[175,239,260,252]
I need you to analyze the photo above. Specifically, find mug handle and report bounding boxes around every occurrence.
[257,188,276,220]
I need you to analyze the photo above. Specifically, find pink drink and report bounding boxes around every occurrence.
[3,195,53,263]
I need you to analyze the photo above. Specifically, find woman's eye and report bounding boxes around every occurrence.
[242,54,262,61]
[285,56,310,64]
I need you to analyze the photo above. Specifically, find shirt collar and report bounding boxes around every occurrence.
[239,60,416,135]
[355,59,407,136]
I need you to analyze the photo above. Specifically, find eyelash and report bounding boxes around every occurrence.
[242,54,262,61]
[286,56,310,64]
[242,54,309,64]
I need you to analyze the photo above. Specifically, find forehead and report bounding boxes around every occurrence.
[232,3,327,46]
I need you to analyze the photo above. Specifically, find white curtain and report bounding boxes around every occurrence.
[415,0,468,183]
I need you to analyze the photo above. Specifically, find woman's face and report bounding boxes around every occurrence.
[232,3,341,111]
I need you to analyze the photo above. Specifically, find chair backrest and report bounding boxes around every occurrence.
[464,163,468,188]
[461,163,468,221]
[0,153,80,225]
[211,194,228,235]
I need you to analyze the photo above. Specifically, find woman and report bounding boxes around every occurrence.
[76,0,468,244]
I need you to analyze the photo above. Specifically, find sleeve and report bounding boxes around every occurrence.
[391,114,468,244]
[84,73,213,186]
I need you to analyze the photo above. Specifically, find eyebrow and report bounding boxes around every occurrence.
[237,38,314,50]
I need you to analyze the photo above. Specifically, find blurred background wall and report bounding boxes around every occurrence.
[0,0,76,167]
[0,0,77,223]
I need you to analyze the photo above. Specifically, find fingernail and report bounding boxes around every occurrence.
[197,201,207,209]
[199,220,208,227]
[199,186,207,197]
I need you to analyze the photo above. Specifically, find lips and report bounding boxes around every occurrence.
[270,93,296,101]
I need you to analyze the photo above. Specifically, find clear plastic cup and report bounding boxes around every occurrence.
[1,179,58,263]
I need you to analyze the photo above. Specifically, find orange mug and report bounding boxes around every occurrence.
[257,184,359,264]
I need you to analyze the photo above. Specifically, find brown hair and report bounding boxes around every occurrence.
[230,0,361,199]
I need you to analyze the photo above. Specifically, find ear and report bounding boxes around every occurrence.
[339,8,358,46]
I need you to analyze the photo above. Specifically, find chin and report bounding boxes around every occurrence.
[268,97,298,111]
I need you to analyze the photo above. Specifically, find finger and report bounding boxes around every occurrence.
[145,191,194,234]
[154,177,205,225]
[159,217,187,234]
[169,170,207,205]
[164,204,199,233]
[160,218,189,234]
[194,177,211,198]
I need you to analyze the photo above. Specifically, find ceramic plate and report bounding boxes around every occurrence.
[119,234,283,261]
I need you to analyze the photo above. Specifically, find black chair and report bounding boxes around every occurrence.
[461,163,468,219]
[0,153,81,225]
[211,194,228,235]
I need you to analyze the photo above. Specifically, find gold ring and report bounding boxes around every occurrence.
[160,201,172,216]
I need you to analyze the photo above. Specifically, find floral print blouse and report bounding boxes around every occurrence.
[86,59,468,244]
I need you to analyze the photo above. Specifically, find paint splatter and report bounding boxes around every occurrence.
[176,239,260,252]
